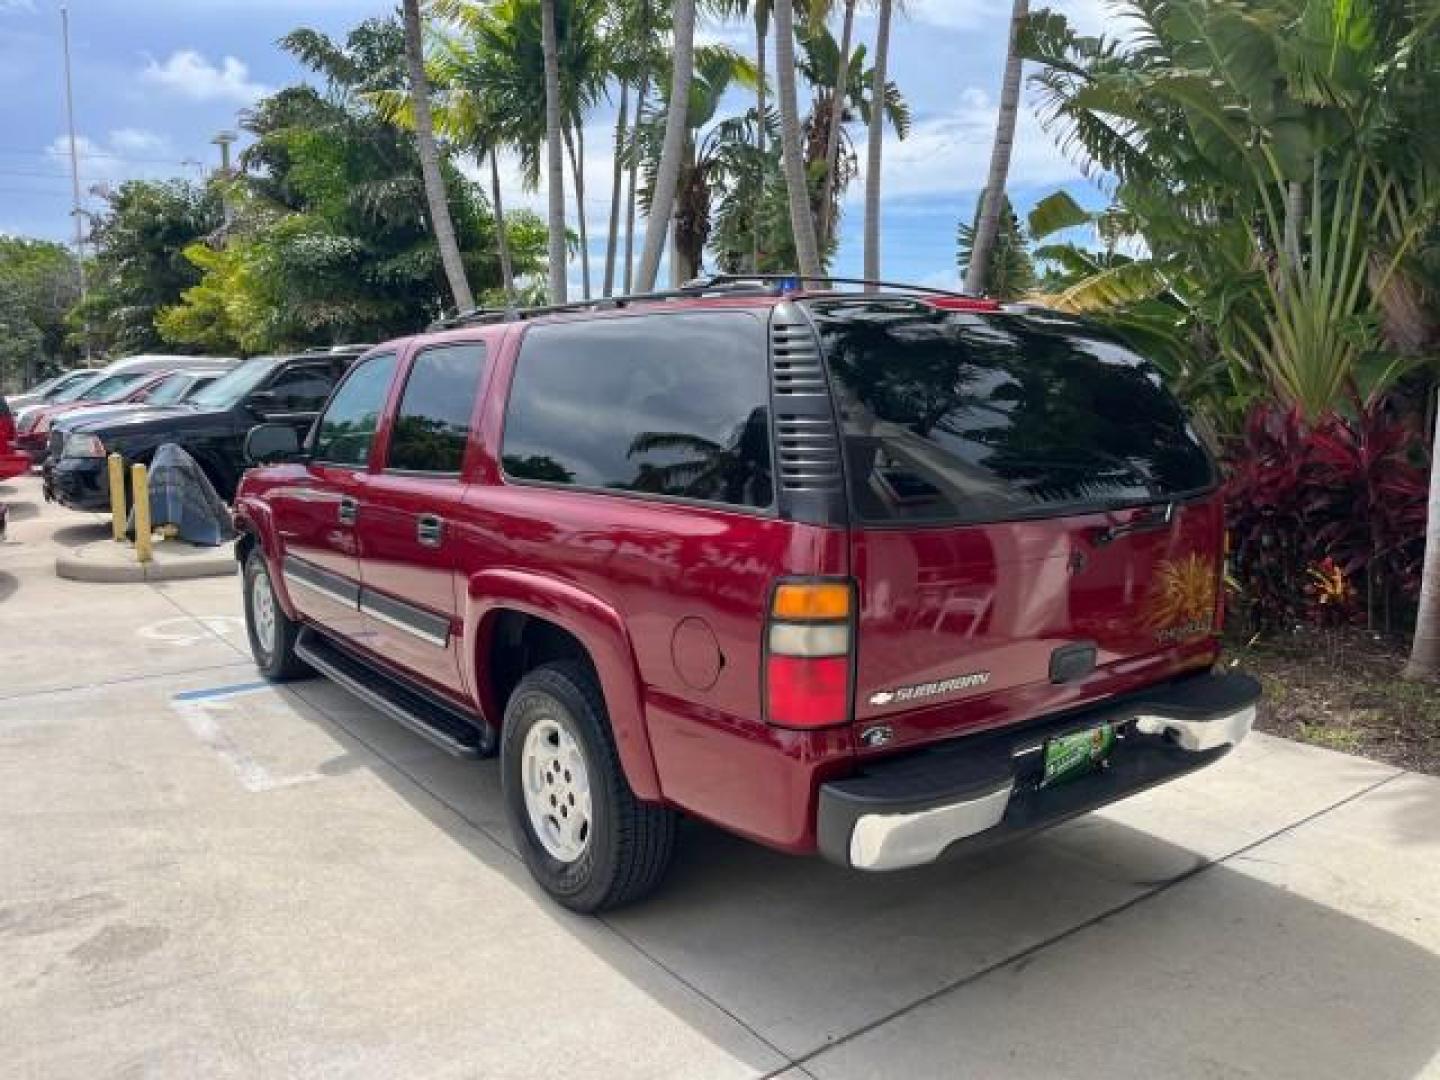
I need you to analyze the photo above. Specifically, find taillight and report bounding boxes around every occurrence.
[764,579,853,728]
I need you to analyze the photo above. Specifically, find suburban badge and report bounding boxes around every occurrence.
[869,671,991,707]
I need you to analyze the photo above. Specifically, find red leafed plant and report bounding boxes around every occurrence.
[1224,395,1430,632]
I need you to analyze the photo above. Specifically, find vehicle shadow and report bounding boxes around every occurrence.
[2,500,39,523]
[0,572,16,603]
[292,686,1440,1079]
[49,521,111,548]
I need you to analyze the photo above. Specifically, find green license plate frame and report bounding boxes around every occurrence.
[1041,722,1115,788]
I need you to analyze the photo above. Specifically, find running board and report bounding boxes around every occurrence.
[296,627,496,759]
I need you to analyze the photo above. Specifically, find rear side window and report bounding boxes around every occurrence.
[311,353,398,466]
[387,343,486,473]
[502,313,773,510]
[806,298,1214,525]
[264,365,335,414]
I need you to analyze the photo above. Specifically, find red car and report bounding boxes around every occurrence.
[233,277,1259,912]
[0,395,30,483]
[14,369,175,465]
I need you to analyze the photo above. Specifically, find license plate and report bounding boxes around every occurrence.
[1042,722,1115,788]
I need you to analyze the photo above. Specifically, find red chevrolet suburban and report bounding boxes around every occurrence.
[233,277,1259,912]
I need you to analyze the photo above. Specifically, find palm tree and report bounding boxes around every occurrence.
[773,0,822,277]
[1404,399,1440,681]
[636,0,697,291]
[401,0,475,312]
[862,0,893,285]
[817,0,856,248]
[540,0,567,302]
[632,47,758,282]
[964,0,1028,297]
[1405,403,1440,679]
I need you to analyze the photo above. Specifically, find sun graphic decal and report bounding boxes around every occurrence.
[1143,553,1218,641]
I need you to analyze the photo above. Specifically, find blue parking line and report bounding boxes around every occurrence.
[172,680,270,702]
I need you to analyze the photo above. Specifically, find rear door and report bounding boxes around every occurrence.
[803,298,1224,750]
[270,352,398,641]
[357,340,487,700]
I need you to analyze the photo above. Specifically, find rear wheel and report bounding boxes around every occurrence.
[501,661,676,912]
[243,548,309,681]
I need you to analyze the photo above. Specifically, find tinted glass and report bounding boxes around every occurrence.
[311,353,397,466]
[263,364,335,413]
[146,374,198,405]
[387,343,485,473]
[806,298,1214,524]
[52,374,104,403]
[79,372,149,401]
[502,313,773,510]
[188,357,276,409]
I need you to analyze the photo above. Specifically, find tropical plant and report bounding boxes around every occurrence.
[0,236,82,378]
[964,0,1029,297]
[957,193,1034,301]
[402,0,474,312]
[1225,398,1430,634]
[540,0,568,301]
[772,0,822,278]
[630,47,758,283]
[863,0,894,284]
[636,0,699,290]
[1405,389,1440,680]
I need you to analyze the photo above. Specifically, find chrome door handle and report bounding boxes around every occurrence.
[417,514,444,548]
[338,496,358,525]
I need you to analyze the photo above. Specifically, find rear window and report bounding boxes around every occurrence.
[501,312,774,511]
[805,298,1214,525]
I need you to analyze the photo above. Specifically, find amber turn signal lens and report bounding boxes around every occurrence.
[772,581,851,621]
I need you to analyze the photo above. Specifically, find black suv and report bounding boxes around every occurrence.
[46,347,368,510]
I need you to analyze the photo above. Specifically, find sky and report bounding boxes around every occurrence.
[0,0,1117,294]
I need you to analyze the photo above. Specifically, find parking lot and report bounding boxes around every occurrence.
[2,470,1439,1079]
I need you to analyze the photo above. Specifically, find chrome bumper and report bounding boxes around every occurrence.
[819,672,1261,873]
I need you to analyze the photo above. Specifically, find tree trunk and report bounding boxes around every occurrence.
[964,0,1028,297]
[540,0,567,303]
[564,122,591,300]
[752,4,769,272]
[602,80,630,297]
[623,75,648,294]
[774,0,823,279]
[636,0,696,292]
[401,0,474,313]
[1403,388,1440,681]
[863,0,892,288]
[1283,180,1305,268]
[489,147,515,305]
[818,0,856,249]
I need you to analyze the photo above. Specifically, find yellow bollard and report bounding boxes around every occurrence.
[107,453,126,542]
[131,463,152,564]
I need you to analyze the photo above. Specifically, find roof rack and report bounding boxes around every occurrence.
[425,274,991,331]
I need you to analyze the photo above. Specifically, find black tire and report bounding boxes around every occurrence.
[501,661,676,913]
[242,548,309,681]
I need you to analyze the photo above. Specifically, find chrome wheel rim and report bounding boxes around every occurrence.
[251,564,277,656]
[521,716,592,863]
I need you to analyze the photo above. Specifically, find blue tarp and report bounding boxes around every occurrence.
[136,443,235,547]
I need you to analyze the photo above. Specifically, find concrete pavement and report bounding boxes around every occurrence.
[2,473,1438,1079]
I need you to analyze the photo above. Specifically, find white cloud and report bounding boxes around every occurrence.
[108,128,170,155]
[0,0,36,13]
[852,87,1083,204]
[141,50,268,104]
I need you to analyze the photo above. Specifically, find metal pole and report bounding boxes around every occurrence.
[60,5,90,363]
[212,130,236,236]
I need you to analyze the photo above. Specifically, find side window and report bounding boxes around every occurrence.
[311,353,398,466]
[265,365,336,414]
[501,313,773,510]
[386,343,486,473]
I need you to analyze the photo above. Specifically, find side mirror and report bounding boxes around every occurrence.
[244,422,302,465]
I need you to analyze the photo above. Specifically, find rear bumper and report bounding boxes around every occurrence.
[817,670,1261,871]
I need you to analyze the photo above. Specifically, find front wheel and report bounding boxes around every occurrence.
[501,661,676,913]
[242,548,309,681]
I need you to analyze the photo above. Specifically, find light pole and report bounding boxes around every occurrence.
[60,4,90,362]
[212,130,237,236]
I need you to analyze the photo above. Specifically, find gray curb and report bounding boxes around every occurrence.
[55,540,237,583]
